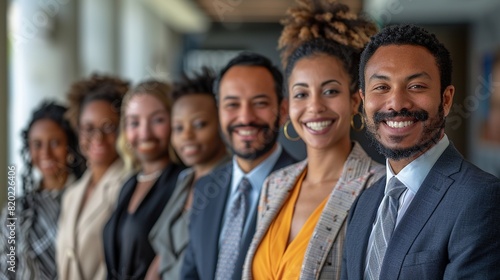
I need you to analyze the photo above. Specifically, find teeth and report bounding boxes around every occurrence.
[237,129,257,136]
[387,121,413,128]
[183,145,198,153]
[40,160,55,168]
[139,142,155,149]
[306,121,332,131]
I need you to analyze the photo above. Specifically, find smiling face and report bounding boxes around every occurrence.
[171,94,226,167]
[29,119,69,179]
[218,65,285,161]
[124,94,171,165]
[288,54,359,151]
[79,100,120,168]
[362,44,454,168]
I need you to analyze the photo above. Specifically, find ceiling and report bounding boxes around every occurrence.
[195,0,362,23]
[365,0,500,24]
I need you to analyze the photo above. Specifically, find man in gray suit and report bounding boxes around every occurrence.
[181,52,297,280]
[341,24,500,279]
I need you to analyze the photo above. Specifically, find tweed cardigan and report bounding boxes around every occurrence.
[242,142,383,280]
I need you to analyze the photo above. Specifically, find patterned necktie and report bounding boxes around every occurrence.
[364,177,407,280]
[215,177,252,280]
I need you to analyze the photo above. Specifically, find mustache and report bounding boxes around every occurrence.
[228,123,270,133]
[373,109,429,123]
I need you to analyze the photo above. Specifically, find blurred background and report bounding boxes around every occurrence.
[1,0,500,202]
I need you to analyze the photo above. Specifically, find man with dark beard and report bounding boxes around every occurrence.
[341,24,500,280]
[181,52,297,280]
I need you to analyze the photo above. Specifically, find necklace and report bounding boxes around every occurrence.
[137,170,163,182]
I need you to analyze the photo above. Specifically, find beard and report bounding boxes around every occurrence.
[222,117,280,161]
[364,105,445,161]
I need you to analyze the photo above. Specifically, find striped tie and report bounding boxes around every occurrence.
[215,177,252,280]
[364,177,406,280]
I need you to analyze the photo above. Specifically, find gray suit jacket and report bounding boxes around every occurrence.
[243,142,383,280]
[149,156,229,280]
[149,168,194,280]
[181,150,297,280]
[341,143,500,279]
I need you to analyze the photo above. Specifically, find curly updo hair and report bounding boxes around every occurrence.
[359,24,453,95]
[279,0,377,94]
[21,101,85,194]
[65,74,130,131]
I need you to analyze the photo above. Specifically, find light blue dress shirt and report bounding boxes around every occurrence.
[386,134,450,225]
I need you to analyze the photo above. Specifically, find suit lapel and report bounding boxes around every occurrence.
[65,171,91,251]
[199,163,232,279]
[76,160,126,232]
[255,160,307,253]
[302,144,380,279]
[349,179,385,279]
[381,144,462,279]
[102,175,136,273]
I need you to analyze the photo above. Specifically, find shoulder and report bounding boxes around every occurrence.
[345,142,385,185]
[450,160,500,191]
[266,160,307,184]
[195,162,232,189]
[437,143,500,189]
[276,149,299,168]
[63,172,89,198]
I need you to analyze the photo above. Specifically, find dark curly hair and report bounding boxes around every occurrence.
[213,52,284,104]
[21,101,85,195]
[66,73,130,130]
[359,24,453,95]
[172,67,216,101]
[279,0,377,95]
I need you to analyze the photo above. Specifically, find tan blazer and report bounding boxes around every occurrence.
[56,159,130,280]
[243,142,384,280]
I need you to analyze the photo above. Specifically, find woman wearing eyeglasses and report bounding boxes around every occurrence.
[56,74,132,280]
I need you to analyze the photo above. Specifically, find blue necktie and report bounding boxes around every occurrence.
[364,177,406,280]
[215,177,252,280]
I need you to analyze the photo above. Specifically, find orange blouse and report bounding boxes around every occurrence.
[252,170,329,279]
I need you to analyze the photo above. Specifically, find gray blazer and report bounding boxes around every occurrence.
[341,143,500,279]
[243,142,383,280]
[149,168,194,280]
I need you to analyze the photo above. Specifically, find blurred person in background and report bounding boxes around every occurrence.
[475,48,500,177]
[146,68,230,280]
[0,101,84,280]
[181,52,297,280]
[243,1,382,279]
[56,74,131,280]
[483,48,500,144]
[103,80,184,280]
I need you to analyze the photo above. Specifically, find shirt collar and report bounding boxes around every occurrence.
[386,134,449,194]
[231,144,282,194]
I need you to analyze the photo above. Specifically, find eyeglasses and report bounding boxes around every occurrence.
[79,122,118,139]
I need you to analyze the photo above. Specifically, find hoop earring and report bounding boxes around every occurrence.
[284,120,300,141]
[66,153,75,165]
[351,112,365,132]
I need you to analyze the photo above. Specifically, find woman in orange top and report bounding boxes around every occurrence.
[243,1,382,279]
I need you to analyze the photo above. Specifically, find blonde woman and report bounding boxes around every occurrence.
[103,80,184,280]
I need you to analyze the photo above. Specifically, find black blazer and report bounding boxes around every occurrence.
[181,149,297,280]
[103,164,183,280]
[341,144,500,279]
